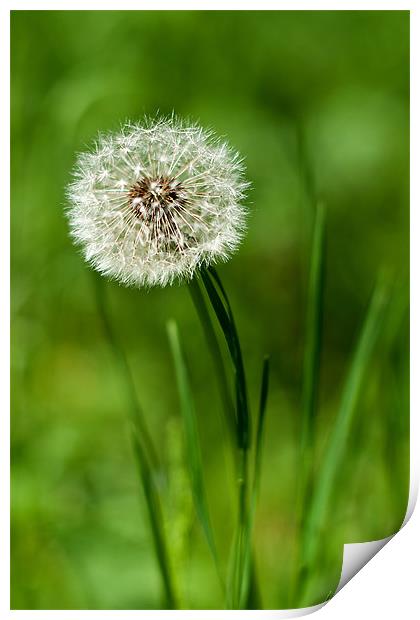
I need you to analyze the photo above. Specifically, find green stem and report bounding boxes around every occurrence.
[132,434,177,610]
[92,275,177,609]
[93,276,159,471]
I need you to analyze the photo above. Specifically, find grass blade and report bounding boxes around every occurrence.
[167,319,224,591]
[255,356,270,490]
[298,280,388,604]
[201,268,250,450]
[290,202,325,605]
[188,277,236,441]
[199,267,253,608]
[240,356,270,608]
[300,201,325,499]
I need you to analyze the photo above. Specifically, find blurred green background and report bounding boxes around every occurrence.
[11,10,409,610]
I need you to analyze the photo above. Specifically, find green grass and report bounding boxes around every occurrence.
[188,276,236,441]
[166,319,224,592]
[290,200,325,604]
[199,268,251,608]
[240,356,270,608]
[297,278,388,606]
[195,268,273,609]
[91,236,393,610]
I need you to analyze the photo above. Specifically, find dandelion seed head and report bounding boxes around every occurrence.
[66,115,249,288]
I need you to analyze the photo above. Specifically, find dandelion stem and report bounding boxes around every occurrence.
[93,275,159,470]
[131,433,177,610]
[92,275,177,609]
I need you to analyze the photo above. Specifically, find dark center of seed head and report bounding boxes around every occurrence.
[128,176,187,218]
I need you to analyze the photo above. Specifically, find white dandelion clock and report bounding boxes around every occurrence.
[66,116,249,288]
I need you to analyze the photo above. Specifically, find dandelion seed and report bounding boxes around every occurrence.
[66,115,249,288]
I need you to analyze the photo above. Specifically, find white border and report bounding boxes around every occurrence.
[3,2,417,618]
[2,0,11,617]
[1,1,414,10]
